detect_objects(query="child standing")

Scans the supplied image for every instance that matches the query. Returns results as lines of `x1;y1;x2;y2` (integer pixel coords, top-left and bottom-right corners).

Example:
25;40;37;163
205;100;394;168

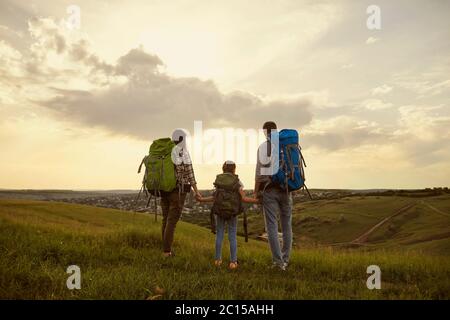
196;161;259;270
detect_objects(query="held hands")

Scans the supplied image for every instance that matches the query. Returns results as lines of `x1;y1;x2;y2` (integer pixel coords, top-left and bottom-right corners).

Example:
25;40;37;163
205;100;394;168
195;192;214;203
253;196;262;204
194;191;261;204
253;191;262;204
194;192;203;202
242;192;261;204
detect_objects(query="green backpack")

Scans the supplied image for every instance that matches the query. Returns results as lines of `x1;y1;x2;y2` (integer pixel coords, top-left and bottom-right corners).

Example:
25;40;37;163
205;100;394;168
139;138;177;195
211;173;243;220
210;173;249;242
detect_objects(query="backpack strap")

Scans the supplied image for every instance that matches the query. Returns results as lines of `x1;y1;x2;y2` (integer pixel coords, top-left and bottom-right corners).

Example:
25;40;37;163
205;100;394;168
297;145;306;182
286;145;295;180
232;176;242;192
137;155;148;174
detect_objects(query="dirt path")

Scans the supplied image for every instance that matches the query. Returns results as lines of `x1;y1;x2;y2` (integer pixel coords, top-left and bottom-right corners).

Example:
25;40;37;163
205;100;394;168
421;201;450;218
351;202;416;244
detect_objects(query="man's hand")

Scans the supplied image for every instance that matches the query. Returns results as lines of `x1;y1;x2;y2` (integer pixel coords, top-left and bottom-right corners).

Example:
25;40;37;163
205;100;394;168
254;190;263;201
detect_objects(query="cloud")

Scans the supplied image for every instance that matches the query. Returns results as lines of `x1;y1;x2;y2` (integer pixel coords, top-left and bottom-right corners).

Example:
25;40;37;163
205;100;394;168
393;105;450;165
397;78;450;97
40;70;313;139
361;99;394;110
1;15;449;172
2;17;312;139
303;104;450;167
371;84;393;96
392;65;450;99
0;24;24;46
365;37;379;45
116;47;163;77
303;116;391;151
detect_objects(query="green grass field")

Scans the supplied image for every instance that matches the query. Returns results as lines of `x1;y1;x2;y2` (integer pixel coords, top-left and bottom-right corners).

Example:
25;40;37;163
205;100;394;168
0;199;449;299
244;195;450;254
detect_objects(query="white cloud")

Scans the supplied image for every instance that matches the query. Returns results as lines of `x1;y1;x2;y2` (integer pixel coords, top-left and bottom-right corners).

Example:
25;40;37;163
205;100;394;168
361;99;393;110
392;65;450;98
393;105;450;165
371;84;393;96
365;36;379;45
1;17;313;140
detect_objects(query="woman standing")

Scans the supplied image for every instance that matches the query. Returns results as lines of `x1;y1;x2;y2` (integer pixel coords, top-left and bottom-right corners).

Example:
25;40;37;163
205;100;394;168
160;129;201;257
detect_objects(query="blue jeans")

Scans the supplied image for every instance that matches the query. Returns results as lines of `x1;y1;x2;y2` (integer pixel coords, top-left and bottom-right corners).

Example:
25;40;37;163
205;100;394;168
215;216;238;262
262;188;293;266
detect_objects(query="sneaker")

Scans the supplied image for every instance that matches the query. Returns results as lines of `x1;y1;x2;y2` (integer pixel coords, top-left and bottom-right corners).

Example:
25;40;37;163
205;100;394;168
163;251;174;258
214;260;222;267
270;263;286;271
228;262;239;270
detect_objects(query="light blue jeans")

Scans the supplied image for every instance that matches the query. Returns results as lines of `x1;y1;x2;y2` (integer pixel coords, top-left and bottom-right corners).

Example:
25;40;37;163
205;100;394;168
263;188;293;266
215;216;238;262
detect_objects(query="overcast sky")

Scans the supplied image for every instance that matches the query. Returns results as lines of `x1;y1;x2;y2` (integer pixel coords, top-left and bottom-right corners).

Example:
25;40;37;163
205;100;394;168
0;0;449;189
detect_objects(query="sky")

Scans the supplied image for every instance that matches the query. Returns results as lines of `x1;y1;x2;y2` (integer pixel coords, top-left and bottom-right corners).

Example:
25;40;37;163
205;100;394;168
0;0;449;190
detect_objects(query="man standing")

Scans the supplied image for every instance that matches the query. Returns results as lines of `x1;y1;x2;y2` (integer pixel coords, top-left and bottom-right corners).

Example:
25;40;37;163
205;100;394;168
254;121;293;270
160;129;201;257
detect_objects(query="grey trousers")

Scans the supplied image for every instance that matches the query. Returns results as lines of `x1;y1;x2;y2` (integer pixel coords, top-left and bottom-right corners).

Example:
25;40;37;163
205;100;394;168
262;188;293;266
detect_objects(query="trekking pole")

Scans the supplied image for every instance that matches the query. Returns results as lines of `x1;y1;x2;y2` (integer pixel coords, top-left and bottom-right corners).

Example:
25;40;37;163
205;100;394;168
304;184;313;200
133;184;144;214
243;209;248;243
134;157;147;215
146;194;152;208
210;211;216;234
154;193;158;222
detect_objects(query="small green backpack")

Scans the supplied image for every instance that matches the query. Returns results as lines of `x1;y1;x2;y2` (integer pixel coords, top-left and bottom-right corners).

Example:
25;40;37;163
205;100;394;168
210;173;249;242
211;173;242;220
141;138;177;195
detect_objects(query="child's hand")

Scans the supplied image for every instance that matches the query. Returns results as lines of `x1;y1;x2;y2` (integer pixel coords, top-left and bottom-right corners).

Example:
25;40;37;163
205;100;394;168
243;196;260;204
195;192;203;201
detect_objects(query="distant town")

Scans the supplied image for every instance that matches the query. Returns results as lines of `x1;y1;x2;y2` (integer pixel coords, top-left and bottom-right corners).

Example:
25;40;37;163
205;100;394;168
0;188;448;230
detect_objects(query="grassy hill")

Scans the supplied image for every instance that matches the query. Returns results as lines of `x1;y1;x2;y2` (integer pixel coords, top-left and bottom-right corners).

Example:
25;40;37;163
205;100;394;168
221;194;450;255
0;199;449;299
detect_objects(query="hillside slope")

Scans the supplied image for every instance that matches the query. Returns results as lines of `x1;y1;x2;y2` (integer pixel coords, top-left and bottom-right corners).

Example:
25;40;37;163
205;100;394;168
0;199;449;299
243;195;450;254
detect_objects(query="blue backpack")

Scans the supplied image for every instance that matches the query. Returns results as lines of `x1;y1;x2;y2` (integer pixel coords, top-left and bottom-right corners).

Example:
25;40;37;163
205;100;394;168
271;129;310;196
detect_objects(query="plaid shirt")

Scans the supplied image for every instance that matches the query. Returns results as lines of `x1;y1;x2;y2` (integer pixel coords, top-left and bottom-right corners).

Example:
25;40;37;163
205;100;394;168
173;146;197;188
